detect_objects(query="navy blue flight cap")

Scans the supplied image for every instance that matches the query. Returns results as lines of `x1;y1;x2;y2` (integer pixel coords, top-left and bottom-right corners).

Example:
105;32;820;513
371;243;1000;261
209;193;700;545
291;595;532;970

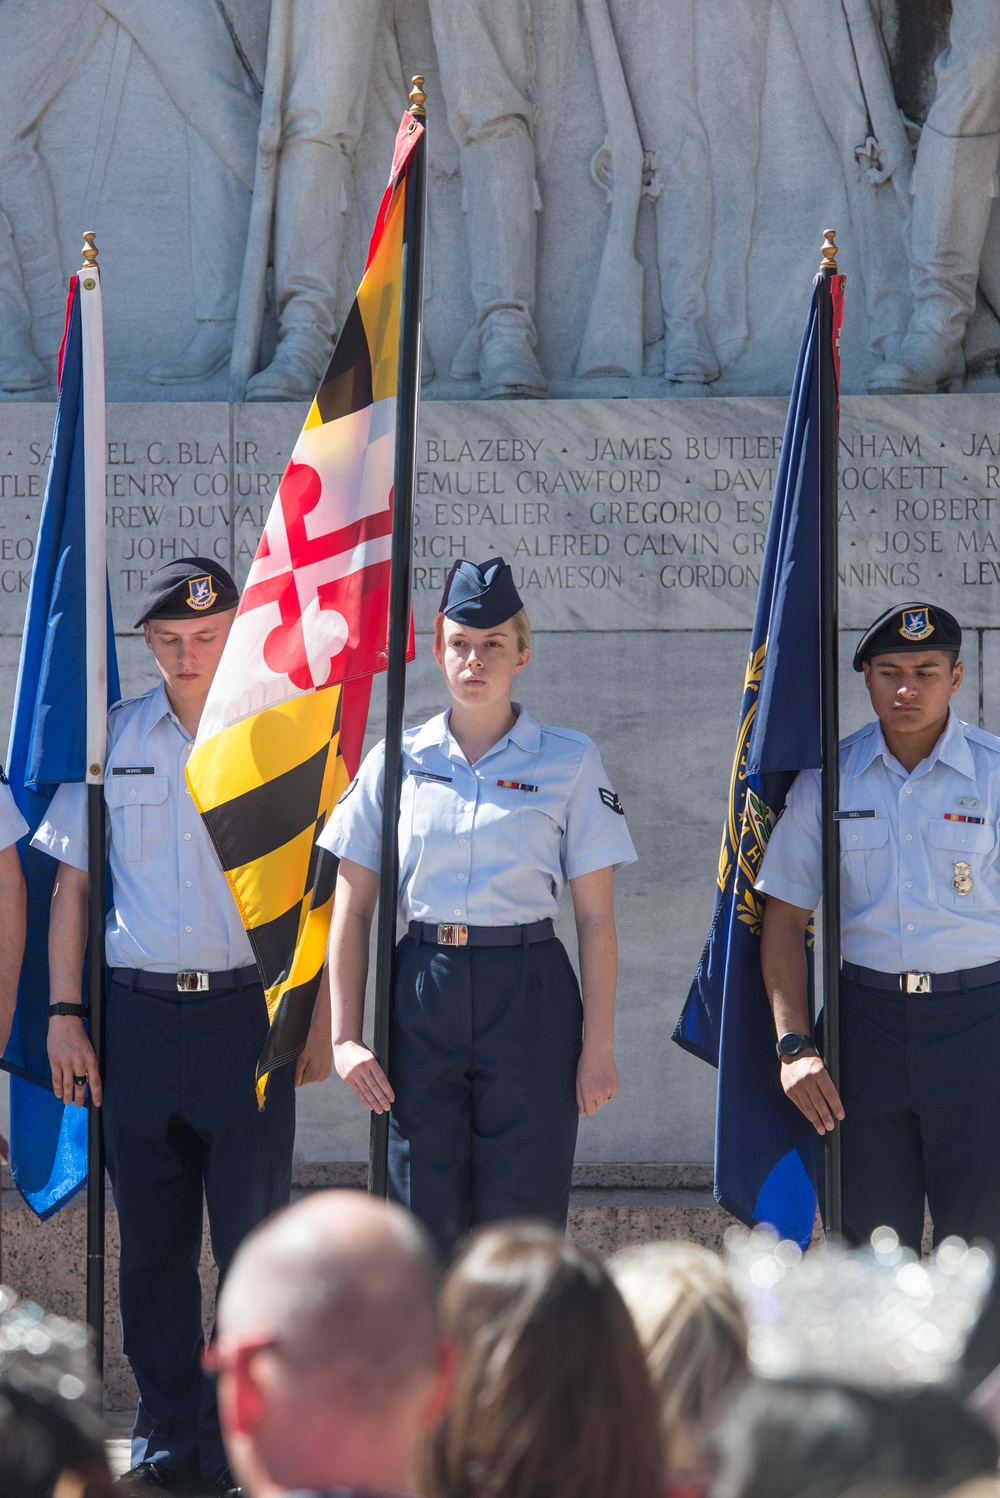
132;557;240;628
439;556;523;628
853;602;962;671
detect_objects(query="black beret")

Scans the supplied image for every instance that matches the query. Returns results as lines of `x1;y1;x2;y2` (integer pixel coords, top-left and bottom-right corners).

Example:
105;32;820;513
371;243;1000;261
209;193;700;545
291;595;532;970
132;557;240;628
853;602;962;672
439;557;523;629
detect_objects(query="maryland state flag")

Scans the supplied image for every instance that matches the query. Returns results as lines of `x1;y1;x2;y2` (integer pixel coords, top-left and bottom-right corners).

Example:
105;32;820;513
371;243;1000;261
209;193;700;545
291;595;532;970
188;113;423;1102
672;272;845;1247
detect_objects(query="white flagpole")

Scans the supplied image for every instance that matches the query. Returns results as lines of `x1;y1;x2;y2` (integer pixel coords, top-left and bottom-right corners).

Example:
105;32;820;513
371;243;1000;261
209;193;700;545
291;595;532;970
77;231;108;1377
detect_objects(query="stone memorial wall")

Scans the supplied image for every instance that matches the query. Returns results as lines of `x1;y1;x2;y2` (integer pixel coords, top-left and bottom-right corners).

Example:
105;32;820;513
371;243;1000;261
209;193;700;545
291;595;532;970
3;0;1000;1167
0;393;999;1166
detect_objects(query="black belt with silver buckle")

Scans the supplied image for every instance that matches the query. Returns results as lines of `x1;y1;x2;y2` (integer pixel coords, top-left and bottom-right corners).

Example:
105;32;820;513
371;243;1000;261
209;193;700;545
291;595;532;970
407;919;555;948
111;967;260;994
841;959;1000;996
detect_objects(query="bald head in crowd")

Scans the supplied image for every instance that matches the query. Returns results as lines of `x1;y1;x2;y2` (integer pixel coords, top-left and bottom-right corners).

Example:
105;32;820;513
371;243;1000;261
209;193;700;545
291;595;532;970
211;1191;456;1498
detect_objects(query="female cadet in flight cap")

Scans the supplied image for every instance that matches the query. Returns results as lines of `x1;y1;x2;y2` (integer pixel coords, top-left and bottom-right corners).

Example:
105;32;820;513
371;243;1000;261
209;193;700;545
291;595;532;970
317;557;637;1252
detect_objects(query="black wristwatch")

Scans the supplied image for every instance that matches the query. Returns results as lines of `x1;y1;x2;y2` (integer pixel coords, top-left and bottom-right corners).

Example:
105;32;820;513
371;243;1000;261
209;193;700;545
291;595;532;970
48;1003;90;1020
776;1031;815;1059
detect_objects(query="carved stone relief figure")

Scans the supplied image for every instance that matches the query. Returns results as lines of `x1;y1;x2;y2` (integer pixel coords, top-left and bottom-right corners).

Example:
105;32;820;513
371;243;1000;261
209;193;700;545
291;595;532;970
695;0;910;381
609;0;717;384
0;0;261;392
231;0;389;402
873;3;1000;393
426;0;582;399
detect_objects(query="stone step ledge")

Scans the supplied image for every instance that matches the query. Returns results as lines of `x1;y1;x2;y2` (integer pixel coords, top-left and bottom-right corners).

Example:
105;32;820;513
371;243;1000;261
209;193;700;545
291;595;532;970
0;1163;729;1410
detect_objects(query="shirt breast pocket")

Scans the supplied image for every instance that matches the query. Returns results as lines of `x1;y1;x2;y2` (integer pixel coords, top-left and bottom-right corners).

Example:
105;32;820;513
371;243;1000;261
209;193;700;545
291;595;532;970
927;820;996;907
105;775;169;862
839;818;889;911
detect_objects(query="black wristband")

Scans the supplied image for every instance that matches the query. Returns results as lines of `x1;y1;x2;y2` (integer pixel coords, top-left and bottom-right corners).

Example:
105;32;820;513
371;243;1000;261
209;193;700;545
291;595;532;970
48;1003;90;1020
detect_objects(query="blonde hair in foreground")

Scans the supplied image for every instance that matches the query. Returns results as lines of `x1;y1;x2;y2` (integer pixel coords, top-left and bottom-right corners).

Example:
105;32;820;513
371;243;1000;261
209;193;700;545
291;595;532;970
433;608;531;654
609;1241;749;1482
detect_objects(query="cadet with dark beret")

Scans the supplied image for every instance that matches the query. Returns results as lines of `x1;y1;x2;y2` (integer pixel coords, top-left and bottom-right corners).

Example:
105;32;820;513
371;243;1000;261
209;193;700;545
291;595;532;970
756;601;1000;1250
35;559;325;1497
319;557;637;1253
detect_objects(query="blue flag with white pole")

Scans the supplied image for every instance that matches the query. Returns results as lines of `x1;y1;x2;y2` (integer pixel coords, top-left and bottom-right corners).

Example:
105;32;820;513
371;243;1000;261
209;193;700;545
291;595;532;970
1;273;119;1218
672;274;844;1247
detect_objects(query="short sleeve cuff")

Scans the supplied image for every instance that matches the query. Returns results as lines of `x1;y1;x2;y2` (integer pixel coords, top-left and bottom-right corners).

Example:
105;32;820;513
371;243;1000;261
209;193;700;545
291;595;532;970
754;870;820;912
319;829;381;874
31;821;88;873
565;843;638;880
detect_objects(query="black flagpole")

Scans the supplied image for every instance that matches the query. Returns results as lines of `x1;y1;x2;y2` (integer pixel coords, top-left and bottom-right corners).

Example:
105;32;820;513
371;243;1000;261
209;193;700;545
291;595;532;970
368;80;428;1198
818;231;843;1238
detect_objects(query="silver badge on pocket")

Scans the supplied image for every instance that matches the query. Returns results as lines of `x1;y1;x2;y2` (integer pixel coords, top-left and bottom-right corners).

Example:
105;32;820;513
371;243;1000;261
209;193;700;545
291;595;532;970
953;861;973;896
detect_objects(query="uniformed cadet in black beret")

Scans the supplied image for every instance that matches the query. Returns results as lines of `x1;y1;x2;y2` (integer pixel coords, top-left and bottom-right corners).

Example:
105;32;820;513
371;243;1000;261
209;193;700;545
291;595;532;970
318;557;637;1253
34;558;320;1496
755;600;1000;1260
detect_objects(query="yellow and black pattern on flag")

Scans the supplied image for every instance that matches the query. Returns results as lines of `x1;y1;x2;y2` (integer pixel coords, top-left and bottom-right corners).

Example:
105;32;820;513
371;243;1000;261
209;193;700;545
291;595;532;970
189;677;372;1104
187;114;422;1104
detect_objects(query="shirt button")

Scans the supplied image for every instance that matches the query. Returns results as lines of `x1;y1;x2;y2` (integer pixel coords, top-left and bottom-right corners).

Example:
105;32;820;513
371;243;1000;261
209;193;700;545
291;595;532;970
906;881;913;889
905;786;913;795
185;925;192;933
184;833;192;841
457;873;465;882
129;789;136;798
187;743;194;752
961;835;967;844
851;833;858;842
454;908;461;916
185;880;192;889
907;923;915;931
905;834;913;842
458;837;466;846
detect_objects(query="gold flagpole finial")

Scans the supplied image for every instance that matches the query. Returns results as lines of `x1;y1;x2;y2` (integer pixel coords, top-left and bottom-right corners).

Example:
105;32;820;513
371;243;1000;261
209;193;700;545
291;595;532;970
819;228;838;273
409;76;427;118
80;231;100;289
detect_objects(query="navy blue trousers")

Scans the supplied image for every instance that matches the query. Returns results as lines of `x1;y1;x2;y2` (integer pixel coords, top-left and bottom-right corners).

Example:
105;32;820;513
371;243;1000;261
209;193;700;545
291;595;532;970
837;973;1000;1251
387;935;583;1255
103;977;295;1477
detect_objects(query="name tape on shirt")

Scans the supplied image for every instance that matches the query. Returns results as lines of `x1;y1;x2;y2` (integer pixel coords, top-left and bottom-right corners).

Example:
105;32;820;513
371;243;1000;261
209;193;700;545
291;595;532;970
411;769;453;784
111;766;155;775
833;809;876;820
599;786;625;815
497;779;538;793
944;812;986;825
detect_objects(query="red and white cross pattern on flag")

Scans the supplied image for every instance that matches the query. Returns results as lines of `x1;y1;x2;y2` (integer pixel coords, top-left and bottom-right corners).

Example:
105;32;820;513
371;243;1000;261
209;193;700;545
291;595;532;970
201;399;396;735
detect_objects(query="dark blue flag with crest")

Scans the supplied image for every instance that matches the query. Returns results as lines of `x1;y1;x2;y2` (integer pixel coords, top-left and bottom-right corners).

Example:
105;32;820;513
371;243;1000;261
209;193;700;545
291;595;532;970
1;275;120;1218
672;275;844;1247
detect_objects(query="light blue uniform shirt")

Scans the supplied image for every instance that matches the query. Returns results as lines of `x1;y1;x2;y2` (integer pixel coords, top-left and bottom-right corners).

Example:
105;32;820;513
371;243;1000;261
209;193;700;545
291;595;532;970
0;780;28;851
318;704;637;926
756;709;1000;973
32;683;255;973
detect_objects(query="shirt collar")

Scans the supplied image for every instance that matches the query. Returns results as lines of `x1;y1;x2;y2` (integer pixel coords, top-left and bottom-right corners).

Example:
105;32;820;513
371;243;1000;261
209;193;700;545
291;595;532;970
140;682;188;740
857;708;975;781
409;703;541;762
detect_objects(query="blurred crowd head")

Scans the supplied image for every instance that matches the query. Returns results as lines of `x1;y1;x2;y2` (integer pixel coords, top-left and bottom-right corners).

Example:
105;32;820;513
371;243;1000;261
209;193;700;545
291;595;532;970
0;1286;110;1498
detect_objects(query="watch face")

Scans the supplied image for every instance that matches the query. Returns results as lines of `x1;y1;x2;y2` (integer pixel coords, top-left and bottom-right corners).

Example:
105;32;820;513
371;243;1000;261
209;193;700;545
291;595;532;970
777;1032;808;1057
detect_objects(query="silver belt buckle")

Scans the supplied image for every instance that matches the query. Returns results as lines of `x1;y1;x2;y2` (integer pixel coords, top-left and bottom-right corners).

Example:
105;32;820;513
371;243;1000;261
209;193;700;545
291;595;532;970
176;971;209;992
436;924;468;947
901;972;932;994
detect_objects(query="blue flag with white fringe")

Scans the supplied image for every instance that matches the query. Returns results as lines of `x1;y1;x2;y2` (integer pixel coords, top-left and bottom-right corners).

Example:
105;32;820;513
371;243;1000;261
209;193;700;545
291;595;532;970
1;276;119;1218
673;275;843;1247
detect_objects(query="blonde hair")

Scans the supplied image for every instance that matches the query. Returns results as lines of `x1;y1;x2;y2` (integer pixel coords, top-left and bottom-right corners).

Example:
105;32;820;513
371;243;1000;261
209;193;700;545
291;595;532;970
608;1242;748;1482
434;608;531;654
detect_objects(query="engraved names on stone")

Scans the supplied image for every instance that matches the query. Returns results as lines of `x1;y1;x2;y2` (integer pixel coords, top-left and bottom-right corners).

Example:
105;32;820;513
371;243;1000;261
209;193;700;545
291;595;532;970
2;396;1000;635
